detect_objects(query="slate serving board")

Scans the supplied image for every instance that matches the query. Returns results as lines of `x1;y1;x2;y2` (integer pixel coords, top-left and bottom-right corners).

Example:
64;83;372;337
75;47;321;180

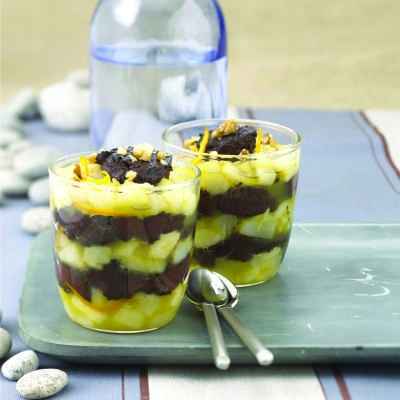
19;224;400;364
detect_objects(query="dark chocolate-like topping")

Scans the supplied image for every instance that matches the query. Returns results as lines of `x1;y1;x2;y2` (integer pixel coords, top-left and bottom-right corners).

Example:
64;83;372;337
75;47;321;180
204;125;257;155
56;256;190;301
194;234;288;267
198;176;298;217
96;147;172;185
54;207;189;245
129;159;171;185
198;185;274;217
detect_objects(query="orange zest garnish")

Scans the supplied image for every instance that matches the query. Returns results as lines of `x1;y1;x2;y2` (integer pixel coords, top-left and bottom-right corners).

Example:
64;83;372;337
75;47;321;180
198;127;210;153
79;156;90;179
194;127;210;164
255;128;263;153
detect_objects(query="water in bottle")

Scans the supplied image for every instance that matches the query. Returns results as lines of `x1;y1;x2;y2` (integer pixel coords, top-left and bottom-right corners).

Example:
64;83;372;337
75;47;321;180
90;0;227;148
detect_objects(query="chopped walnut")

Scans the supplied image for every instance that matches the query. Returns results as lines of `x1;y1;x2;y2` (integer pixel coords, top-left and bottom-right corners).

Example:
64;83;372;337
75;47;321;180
184;137;198;150
87;153;98;163
125;170;137;182
117;147;127;155
88;163;103;178
133;143;154;161
157;151;166;160
73;164;82;180
209;151;219;159
263;133;279;149
211;120;238;138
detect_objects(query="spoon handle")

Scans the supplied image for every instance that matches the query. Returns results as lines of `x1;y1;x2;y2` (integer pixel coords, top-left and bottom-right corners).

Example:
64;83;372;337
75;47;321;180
202;303;231;370
218;307;274;366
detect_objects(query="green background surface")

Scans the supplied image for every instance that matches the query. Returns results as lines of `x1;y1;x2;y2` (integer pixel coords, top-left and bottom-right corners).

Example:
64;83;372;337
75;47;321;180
20;225;400;364
2;0;399;108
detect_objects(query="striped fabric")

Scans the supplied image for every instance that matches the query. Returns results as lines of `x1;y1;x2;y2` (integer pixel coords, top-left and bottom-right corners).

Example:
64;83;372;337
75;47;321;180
0;108;399;399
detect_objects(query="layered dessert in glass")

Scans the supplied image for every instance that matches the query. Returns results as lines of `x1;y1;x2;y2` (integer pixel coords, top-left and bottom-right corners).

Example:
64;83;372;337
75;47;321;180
163;119;301;286
49;145;199;332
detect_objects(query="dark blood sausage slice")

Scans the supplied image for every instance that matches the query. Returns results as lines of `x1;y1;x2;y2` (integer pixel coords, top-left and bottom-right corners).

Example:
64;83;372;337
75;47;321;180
199;174;299;217
54;207;186;245
199;185;275;217
288;173;299;197
205;125;257;155
216;185;275;217
198;191;219;215
56;256;190;301
96;149;172;185
194;234;288;267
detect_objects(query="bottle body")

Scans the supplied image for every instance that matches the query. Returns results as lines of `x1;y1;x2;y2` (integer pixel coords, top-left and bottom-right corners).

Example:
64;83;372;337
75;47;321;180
90;0;227;148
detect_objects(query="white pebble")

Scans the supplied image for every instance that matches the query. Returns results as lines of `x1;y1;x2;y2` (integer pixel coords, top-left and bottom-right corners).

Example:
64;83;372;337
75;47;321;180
0;170;30;196
5;88;39;120
158;73;212;124
0;128;23;148
0;111;24;131
1;350;39;381
39;81;90;131
28;177;49;205
16;369;68;400
104;109;167;148
66;69;90;88
0;327;12;358
14;145;62;180
7;139;33;155
0;149;13;169
21;207;52;234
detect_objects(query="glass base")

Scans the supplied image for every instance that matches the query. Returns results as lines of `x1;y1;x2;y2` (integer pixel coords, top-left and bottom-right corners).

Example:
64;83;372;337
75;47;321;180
235;279;271;288
69;318;165;334
59;284;186;334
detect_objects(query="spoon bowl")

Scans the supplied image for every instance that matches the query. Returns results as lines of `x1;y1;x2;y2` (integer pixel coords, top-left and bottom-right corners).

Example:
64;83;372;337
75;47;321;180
187;269;229;307
187;269;274;366
214;272;239;308
186;268;231;370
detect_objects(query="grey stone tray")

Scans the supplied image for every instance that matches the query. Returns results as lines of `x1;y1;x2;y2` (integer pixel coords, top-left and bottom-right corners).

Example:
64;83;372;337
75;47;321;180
19;224;400;364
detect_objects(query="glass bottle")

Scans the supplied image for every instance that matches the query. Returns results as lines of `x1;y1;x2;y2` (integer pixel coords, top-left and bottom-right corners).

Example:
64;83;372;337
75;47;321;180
90;0;227;148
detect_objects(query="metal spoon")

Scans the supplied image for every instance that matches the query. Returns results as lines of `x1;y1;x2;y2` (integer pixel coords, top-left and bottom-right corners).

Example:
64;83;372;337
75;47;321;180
186;269;231;370
214;272;274;366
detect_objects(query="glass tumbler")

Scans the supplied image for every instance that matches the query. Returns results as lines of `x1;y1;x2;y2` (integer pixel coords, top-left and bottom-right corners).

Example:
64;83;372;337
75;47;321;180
49;154;200;332
163;119;301;286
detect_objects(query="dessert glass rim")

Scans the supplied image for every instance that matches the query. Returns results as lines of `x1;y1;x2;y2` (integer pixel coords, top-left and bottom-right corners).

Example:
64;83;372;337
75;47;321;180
48;151;201;192
162;118;302;160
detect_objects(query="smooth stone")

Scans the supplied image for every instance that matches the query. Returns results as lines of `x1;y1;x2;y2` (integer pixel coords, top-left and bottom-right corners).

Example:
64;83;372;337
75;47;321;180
16;369;68;400
0;328;12;358
104;109;167;148
14;145;62;180
28;177;49;205
0;170;30;196
157;72;212;124
66;69;90;89
39;81;90;131
0;149;13;169
7;139;33;155
1;350;39;381
0;128;23;148
0;111;25;131
21;207;52;234
5;88;39;121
